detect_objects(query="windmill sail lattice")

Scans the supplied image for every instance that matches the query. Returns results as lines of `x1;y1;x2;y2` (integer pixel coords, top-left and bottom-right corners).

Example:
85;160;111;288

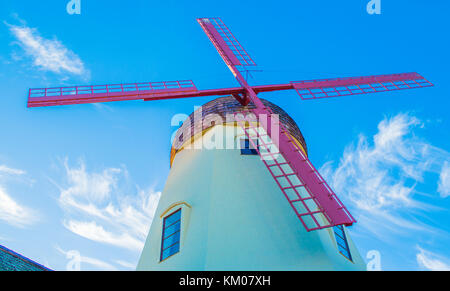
198;17;357;229
28;80;197;107
197;17;256;67
27;17;434;232
235;110;355;230
291;72;433;100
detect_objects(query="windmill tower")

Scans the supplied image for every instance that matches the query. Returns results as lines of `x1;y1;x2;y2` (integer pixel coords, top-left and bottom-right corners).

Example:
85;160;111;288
136;96;365;270
27;17;433;270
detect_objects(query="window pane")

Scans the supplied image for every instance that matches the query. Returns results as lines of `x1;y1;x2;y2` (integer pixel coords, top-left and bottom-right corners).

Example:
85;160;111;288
162;231;180;250
164;210;181;226
241;149;251;155
334;226;345;237
241;138;258;155
164;221;181;238
337;241;347;252
161;242;180;261
339;248;351;260
240;138;250;149
335;235;346;247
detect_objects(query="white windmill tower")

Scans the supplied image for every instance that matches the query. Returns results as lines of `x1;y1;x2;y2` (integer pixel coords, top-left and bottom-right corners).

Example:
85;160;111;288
136;96;366;270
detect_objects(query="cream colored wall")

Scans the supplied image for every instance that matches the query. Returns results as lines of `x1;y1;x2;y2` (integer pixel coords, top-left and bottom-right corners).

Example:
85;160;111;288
137;125;366;270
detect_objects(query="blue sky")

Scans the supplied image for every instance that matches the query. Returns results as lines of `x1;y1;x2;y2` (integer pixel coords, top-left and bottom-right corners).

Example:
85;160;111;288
0;0;449;270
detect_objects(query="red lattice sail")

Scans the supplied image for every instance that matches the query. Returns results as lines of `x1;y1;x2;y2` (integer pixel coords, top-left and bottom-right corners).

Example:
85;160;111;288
28;80;197;107
235;107;356;231
197;17;256;67
291;72;433;100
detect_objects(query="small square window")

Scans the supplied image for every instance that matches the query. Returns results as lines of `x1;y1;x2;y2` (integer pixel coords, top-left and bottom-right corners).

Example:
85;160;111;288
240;138;258;155
160;209;181;261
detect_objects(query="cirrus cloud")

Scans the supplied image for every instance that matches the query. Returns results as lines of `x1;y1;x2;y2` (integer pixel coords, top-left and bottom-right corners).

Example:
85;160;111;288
63;220;144;251
5;19;89;78
53;158;161;252
437;161;450;198
0;164;38;227
320;113;450;236
416;246;450;271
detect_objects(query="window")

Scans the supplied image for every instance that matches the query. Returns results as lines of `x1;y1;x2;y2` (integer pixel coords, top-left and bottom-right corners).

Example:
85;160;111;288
240;138;258;155
333;225;352;261
160;209;181;261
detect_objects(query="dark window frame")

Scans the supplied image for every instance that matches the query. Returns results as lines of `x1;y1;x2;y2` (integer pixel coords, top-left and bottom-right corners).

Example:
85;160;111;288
160;209;182;262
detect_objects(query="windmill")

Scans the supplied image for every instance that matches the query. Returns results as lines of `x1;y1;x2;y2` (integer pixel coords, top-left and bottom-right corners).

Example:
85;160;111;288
28;18;433;270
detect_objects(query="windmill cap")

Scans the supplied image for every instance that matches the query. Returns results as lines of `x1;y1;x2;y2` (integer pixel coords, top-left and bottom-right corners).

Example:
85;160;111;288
170;96;307;165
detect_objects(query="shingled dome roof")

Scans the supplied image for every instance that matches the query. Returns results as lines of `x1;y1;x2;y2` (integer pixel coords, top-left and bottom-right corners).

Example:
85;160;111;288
170;96;307;164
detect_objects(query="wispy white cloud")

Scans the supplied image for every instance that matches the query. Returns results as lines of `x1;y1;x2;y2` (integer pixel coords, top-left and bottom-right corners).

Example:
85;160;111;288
438;161;450;198
5;18;89;78
321;113;450;237
115;259;136;270
0;164;38;227
0;186;37;227
79;255;117;271
54;158;161;252
0;165;26;176
416;246;450;271
63;220;143;251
